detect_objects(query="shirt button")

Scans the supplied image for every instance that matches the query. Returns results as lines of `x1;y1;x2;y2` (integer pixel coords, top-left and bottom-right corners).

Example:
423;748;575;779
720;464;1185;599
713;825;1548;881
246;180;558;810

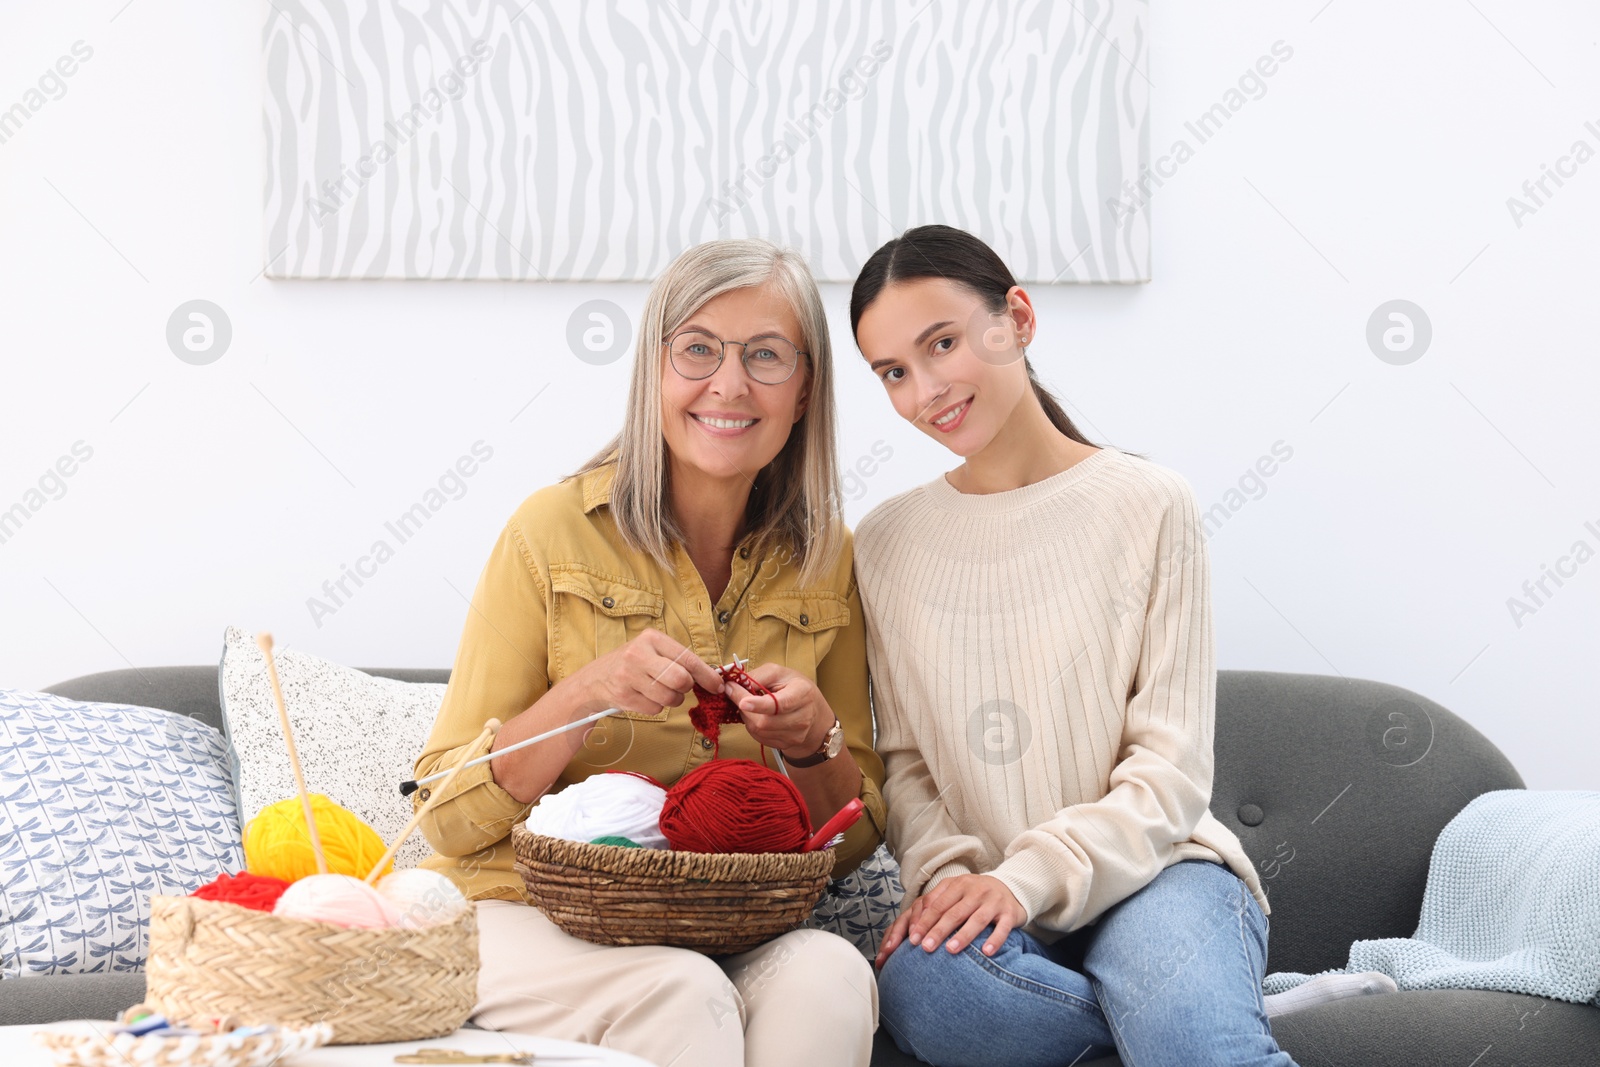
418;788;431;802
739;547;751;559
798;613;809;626
700;737;713;750
718;610;730;625
601;596;615;609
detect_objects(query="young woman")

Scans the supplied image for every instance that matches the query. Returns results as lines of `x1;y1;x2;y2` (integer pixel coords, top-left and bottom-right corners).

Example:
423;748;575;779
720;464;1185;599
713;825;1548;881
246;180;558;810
849;226;1389;1066
411;238;886;1067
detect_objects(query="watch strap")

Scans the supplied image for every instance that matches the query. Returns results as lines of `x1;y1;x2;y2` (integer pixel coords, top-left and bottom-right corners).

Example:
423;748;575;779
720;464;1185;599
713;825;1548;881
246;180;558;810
784;720;841;768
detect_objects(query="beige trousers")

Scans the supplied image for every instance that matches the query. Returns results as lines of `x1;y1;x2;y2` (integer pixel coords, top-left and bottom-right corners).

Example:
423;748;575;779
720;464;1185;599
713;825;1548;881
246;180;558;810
471;900;878;1067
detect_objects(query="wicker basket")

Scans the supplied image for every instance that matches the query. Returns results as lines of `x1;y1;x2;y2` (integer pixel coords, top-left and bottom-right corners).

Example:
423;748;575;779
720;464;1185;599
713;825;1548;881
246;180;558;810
513;827;833;955
33;1021;332;1067
142;895;477;1045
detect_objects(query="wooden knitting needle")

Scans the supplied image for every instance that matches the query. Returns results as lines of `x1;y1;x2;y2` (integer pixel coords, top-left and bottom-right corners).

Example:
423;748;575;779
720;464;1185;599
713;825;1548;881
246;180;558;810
398;661;744;796
257;632;327;876
366;718;501;884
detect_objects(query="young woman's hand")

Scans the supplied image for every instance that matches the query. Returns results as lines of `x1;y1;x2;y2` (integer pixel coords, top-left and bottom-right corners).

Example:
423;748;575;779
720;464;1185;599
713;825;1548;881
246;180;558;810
875;874;1026;968
723;662;834;760
572;629;725;718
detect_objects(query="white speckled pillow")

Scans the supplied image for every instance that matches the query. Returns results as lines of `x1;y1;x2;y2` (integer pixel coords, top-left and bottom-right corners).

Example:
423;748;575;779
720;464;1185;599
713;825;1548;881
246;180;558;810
217;626;444;872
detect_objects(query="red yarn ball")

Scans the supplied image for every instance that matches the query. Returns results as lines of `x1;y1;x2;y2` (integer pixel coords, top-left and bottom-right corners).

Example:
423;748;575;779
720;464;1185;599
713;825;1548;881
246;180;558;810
659;759;812;854
190;870;291;911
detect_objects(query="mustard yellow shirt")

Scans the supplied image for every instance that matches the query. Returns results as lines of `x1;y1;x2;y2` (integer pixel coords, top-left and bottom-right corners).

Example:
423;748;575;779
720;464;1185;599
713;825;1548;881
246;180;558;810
410;461;887;902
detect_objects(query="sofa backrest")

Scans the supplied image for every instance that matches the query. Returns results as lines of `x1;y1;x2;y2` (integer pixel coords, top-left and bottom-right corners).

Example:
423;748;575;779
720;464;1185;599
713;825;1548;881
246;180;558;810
42;666;1524;976
43;665;449;739
1210;670;1523;973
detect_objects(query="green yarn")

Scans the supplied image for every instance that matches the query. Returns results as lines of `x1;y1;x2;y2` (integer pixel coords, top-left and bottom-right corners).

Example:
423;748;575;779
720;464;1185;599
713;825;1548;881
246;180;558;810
590;835;643;848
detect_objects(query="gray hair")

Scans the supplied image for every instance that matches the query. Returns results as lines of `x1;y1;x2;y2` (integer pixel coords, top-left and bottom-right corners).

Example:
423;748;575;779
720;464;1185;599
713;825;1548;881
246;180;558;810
572;238;844;588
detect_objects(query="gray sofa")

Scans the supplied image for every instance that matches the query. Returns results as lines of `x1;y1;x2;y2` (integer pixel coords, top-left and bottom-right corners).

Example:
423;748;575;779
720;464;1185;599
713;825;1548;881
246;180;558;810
7;667;1598;1066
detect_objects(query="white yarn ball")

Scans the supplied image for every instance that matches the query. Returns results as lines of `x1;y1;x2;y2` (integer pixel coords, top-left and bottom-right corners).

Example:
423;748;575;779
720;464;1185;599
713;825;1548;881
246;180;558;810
523;771;670;849
376;869;469;929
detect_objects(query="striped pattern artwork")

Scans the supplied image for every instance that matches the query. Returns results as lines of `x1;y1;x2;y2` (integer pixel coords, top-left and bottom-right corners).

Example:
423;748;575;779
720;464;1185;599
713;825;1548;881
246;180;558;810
263;0;1149;283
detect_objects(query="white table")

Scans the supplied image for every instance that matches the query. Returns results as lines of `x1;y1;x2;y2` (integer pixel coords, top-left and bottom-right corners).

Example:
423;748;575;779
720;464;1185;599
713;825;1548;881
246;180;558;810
2;1022;654;1066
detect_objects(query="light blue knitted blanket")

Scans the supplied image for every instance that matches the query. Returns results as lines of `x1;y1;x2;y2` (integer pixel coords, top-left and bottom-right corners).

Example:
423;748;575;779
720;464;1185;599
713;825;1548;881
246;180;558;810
1262;789;1600;1006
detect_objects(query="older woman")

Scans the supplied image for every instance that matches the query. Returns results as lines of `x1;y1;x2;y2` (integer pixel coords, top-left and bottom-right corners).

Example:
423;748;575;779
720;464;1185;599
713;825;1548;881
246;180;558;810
410;238;885;1067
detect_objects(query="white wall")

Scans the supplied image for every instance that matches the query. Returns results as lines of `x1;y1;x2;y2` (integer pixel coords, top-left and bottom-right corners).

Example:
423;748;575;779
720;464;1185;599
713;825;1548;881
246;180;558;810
2;1;1595;790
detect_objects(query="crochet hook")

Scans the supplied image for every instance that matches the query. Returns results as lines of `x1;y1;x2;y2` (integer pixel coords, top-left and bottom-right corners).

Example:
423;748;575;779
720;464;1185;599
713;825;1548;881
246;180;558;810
400;661;741;796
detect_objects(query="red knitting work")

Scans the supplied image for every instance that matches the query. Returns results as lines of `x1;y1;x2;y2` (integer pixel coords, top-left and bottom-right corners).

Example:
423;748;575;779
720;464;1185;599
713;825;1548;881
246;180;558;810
690;662;777;759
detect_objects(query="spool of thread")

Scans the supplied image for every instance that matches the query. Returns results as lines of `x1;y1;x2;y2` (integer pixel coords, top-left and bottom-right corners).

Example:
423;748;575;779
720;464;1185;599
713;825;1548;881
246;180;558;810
244;794;392;884
273;873;399;929
376;869;469;929
523;771;670;849
659;759;811;854
189;871;291;912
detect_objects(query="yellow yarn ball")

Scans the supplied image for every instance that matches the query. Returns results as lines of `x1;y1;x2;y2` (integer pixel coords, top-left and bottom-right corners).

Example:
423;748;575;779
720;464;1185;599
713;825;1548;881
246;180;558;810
244;794;392;883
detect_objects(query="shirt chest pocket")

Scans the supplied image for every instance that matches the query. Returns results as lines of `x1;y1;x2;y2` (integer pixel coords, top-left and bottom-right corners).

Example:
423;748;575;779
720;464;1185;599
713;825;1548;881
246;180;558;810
745;591;851;679
549;565;668;720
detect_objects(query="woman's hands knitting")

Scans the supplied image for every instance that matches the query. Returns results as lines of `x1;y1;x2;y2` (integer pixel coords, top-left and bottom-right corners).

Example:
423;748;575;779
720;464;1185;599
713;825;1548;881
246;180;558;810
722;662;834;761
574;629;727;719
875;874;1027;968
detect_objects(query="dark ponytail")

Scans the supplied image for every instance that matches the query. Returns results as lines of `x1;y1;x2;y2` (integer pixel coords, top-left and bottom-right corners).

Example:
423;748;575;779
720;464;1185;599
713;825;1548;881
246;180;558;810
850;224;1131;454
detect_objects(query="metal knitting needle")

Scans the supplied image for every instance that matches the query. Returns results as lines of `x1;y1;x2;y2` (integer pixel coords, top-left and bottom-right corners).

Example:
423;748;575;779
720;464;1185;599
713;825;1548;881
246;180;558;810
399;661;742;796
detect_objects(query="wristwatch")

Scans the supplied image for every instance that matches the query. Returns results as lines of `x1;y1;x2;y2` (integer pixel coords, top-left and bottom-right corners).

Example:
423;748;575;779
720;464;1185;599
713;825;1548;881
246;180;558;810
785;718;845;767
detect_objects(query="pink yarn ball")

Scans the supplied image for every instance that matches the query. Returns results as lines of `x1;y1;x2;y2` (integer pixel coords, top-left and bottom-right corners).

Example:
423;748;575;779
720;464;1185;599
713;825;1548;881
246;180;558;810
272;873;399;930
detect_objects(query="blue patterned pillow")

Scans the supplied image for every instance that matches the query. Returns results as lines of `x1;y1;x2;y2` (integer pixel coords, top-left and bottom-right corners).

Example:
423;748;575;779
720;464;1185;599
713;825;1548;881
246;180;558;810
0;690;243;978
807;843;905;958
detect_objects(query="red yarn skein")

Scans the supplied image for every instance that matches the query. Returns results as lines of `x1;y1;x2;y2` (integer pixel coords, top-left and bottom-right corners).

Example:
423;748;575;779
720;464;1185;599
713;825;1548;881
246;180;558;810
190;870;291;911
659;759;812;854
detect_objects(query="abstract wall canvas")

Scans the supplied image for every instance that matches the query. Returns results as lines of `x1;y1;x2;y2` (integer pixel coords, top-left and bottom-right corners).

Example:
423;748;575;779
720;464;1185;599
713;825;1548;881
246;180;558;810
262;0;1150;283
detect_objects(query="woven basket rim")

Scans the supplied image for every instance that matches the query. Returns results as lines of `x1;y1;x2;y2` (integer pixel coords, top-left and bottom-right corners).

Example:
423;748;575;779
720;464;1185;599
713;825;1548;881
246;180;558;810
512;826;834;882
150;893;475;939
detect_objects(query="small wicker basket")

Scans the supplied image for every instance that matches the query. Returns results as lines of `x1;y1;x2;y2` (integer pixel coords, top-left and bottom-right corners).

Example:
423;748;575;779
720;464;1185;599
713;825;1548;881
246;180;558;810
513;827;833;955
33;1021;332;1067
142;895;477;1045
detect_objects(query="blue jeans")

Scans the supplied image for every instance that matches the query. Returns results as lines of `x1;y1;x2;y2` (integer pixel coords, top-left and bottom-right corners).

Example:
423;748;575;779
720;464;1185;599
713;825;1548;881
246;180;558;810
877;859;1297;1067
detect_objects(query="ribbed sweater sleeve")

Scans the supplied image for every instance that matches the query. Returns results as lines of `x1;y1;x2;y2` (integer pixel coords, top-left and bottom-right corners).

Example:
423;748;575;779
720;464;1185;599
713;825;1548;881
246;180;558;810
872;665;988;900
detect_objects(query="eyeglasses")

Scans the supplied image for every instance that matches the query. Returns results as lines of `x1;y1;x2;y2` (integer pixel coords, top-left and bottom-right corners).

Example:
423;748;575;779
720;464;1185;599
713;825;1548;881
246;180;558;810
665;329;806;386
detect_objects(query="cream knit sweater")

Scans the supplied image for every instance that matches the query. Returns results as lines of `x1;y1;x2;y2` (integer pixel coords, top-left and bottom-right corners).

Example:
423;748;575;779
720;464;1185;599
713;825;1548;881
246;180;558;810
854;446;1270;941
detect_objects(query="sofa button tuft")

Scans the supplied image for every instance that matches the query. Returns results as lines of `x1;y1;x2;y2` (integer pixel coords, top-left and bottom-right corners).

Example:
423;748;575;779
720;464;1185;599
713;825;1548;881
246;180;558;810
1238;803;1264;826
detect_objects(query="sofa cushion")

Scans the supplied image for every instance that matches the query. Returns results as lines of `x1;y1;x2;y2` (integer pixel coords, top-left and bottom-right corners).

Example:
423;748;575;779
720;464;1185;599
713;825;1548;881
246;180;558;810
0;972;146;1026
1269;987;1600;1066
807;843;905;959
218;626;446;872
0;689;243;978
870;989;1600;1067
